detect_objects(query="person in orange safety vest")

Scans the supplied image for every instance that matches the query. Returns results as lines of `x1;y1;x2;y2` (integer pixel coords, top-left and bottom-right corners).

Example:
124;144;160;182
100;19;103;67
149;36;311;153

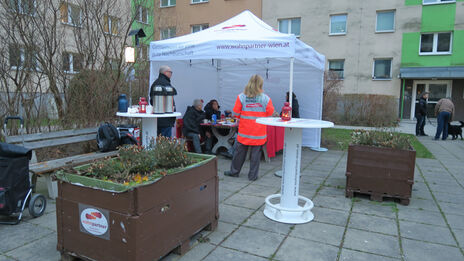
224;74;274;181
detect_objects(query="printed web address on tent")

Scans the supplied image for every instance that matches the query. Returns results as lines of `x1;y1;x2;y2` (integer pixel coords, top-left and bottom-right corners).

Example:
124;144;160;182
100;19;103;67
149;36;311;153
217;42;290;50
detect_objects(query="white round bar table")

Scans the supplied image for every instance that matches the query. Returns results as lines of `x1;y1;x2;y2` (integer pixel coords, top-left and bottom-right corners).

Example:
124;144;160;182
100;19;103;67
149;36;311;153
257;117;334;224
116;112;181;147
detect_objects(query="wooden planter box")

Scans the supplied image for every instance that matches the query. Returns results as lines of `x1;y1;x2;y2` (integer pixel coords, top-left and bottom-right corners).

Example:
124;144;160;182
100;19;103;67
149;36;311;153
55;154;218;261
345;145;416;205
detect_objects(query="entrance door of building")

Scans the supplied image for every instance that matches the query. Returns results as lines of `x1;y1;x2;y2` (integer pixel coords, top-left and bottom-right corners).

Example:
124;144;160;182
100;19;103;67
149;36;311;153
410;80;452;120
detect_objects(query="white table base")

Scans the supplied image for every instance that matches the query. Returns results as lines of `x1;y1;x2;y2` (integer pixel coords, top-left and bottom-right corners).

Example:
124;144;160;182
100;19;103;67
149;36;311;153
310;147;328;152
141;117;157;147
264;194;314;224
263;127;314;224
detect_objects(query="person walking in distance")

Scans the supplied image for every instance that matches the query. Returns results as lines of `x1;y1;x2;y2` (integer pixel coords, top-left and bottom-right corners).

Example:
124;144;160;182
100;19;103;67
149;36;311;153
434;97;455;140
224;75;274;181
415;91;429;136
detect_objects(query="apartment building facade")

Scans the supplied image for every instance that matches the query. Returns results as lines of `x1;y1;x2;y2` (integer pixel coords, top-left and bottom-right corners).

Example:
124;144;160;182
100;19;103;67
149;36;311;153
153;0;261;40
400;0;464;120
263;0;464;120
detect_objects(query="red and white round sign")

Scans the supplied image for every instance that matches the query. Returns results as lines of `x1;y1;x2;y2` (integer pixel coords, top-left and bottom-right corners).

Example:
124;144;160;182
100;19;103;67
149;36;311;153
80;208;108;236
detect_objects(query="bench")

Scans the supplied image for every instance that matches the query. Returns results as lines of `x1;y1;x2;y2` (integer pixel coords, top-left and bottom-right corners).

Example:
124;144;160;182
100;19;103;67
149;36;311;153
5;127;119;199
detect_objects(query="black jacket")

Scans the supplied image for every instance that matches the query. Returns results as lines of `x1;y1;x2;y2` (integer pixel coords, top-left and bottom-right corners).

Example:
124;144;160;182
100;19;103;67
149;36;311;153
283;96;300;118
416;97;427;116
204;101;221;120
182;106;206;136
291;97;300;118
150;73;177;128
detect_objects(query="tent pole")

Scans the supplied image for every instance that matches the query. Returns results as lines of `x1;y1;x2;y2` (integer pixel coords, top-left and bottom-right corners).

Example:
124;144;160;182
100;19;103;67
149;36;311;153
289;57;294;108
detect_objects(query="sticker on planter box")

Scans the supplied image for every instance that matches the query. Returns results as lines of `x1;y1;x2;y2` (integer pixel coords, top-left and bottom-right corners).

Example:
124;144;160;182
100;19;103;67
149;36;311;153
79;204;110;240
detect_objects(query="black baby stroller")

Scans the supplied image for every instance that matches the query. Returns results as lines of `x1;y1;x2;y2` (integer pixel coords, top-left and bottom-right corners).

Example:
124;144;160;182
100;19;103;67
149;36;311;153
0;117;46;225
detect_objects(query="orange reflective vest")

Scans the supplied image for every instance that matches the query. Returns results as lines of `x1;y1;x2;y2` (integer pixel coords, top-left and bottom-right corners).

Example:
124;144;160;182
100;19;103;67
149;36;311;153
233;93;274;146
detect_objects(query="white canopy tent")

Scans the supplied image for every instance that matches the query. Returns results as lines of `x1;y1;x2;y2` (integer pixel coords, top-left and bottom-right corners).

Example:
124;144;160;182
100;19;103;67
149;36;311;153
149;10;325;147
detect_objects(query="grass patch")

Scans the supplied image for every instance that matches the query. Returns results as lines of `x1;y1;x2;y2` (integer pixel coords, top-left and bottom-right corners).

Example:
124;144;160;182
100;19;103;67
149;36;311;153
407;134;435;159
321;128;434;159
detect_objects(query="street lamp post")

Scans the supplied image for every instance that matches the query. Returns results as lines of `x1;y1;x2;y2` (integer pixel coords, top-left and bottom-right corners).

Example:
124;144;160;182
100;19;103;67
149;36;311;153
124;46;135;106
124;29;146;106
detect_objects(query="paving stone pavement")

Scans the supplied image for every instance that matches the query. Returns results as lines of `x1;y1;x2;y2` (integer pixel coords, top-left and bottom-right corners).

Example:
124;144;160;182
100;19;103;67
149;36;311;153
1;138;464;261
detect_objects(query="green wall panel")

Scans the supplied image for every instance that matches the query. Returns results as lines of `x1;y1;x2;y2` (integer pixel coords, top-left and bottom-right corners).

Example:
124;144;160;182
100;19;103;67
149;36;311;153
451;30;464;66
402;30;464;67
405;0;422;6
421;4;456;32
402;32;421;67
130;0;154;66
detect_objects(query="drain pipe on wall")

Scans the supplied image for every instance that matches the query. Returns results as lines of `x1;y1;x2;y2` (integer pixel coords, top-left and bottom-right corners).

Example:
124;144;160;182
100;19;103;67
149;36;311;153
400;79;405;119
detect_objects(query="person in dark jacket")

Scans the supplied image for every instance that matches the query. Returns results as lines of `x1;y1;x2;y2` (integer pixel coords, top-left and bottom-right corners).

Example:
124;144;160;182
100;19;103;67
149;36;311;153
285;91;300;118
415;92;429;136
149;65;177;137
182;99;212;154
204;99;221;121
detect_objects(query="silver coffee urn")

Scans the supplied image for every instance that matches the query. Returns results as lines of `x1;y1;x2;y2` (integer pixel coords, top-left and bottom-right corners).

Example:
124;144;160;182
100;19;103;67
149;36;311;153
151;85;166;113
164;86;177;113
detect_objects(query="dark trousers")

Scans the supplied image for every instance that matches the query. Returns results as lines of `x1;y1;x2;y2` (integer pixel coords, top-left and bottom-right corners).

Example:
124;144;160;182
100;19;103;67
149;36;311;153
435;111;451;140
416;115;426;135
229;142;262;181
157;127;172;138
186;132;212;154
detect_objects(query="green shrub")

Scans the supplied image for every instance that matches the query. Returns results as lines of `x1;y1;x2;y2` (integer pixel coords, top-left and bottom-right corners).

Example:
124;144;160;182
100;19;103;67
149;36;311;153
337;94;399;127
152;136;193;169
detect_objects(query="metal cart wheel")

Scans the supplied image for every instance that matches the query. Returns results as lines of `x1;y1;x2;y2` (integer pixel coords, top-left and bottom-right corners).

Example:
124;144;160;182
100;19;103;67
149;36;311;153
28;194;47;218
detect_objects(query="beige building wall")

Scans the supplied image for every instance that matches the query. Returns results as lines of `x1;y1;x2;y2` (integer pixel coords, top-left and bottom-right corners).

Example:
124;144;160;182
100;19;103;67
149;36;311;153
262;0;421;99
153;0;262;40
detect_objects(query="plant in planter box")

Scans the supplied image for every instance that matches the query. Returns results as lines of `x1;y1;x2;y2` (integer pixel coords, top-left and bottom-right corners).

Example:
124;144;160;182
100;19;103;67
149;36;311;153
346;129;416;205
55;137;219;261
63;136;195;187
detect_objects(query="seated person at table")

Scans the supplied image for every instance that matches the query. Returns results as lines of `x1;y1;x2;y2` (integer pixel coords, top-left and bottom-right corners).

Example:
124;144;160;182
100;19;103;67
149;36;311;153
182;99;212;154
204;99;221;121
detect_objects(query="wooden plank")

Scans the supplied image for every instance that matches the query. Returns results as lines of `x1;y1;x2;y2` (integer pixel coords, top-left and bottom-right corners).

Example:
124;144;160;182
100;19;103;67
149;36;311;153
30;151;119;175
5;127;98;144
22;133;97;150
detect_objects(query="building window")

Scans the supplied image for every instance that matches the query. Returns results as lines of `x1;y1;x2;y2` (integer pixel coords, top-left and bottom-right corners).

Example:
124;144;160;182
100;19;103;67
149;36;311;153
135;5;149;24
278;18;301;37
420;32;452;55
8;0;36;15
60;2;82;27
373;59;392;80
104;15;119;35
161;27;176;39
328;60;344;79
160;0;176;7
330;14;347;35
423;0;455;5
9;44;39;70
191;24;208;33
376;10;395;32
62;52;83;73
137;44;148;60
191;0;208;3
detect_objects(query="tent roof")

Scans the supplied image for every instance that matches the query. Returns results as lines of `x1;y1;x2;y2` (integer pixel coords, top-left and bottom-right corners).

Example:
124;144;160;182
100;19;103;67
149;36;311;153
149;10;324;69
